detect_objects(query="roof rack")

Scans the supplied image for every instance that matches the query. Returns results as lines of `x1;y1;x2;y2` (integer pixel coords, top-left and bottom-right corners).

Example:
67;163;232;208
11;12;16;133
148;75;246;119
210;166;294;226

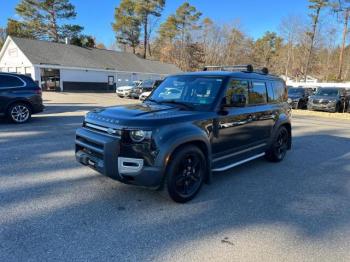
203;64;269;75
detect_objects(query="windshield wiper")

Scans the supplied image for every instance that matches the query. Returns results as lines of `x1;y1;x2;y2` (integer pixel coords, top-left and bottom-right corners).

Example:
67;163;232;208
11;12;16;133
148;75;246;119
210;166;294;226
145;98;159;103
158;100;195;110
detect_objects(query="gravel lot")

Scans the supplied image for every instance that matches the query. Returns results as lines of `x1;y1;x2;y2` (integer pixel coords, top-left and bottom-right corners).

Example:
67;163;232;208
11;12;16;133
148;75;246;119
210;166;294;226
1;92;350;262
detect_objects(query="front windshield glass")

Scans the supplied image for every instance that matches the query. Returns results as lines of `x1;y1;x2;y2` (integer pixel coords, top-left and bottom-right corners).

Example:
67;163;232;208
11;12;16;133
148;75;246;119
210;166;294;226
140;80;154;87
315;89;339;97
288;88;304;95
147;75;224;109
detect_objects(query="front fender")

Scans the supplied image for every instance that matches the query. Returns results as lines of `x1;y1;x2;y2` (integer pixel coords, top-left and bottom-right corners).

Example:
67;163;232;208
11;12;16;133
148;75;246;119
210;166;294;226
154;123;212;182
269;110;292;149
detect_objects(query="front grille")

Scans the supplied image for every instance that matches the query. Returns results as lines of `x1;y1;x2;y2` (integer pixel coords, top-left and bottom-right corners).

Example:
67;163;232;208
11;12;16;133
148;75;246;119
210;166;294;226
84;122;121;137
313;99;329;104
75;127;120;178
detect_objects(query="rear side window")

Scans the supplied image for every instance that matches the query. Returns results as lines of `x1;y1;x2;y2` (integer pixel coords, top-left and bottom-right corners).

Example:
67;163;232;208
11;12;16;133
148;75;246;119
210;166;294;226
266;82;277;103
0;75;24;88
225;79;249;106
249;82;267;105
272;81;287;102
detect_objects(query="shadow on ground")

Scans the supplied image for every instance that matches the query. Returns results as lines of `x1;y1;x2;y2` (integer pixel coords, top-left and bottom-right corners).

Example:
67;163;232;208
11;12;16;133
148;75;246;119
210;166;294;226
0;105;350;261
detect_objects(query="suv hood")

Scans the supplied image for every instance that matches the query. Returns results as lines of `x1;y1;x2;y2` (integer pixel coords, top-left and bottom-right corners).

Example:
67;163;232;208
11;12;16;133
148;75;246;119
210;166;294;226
85;103;209;128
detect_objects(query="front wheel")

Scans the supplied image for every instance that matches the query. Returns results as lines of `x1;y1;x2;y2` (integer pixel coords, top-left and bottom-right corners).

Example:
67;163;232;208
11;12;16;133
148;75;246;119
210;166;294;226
265;126;289;162
164;145;206;203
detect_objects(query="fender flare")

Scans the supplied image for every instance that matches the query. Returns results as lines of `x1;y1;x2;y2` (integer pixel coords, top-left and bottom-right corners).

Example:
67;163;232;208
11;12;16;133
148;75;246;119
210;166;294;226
156;125;212;184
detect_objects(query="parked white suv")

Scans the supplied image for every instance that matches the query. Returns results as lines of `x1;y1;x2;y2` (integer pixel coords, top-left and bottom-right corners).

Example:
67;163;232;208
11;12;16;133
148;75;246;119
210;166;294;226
116;81;141;98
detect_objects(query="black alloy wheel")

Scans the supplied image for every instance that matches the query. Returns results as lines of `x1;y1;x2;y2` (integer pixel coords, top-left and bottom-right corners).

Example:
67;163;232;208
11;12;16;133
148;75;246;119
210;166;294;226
266;126;289;162
164;145;206;203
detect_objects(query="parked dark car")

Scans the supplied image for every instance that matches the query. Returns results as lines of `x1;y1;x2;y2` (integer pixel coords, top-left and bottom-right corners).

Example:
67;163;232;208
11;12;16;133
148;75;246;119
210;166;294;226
130;79;162;99
287;87;314;109
307;87;349;113
0;73;44;123
75;65;292;203
347;89;350;112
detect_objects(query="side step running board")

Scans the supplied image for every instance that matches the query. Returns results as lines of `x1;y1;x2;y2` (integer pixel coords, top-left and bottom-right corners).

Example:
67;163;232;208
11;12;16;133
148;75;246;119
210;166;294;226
211;153;265;172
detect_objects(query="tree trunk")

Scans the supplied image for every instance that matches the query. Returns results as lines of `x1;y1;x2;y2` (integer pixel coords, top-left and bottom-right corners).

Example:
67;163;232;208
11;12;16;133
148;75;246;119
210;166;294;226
285;42;292;79
47;0;59;42
143;15;148;59
304;7;321;82
148;41;152;57
337;10;349;81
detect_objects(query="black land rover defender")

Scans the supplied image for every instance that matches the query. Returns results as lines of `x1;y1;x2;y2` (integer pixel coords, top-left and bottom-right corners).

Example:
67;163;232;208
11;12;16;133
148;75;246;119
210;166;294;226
75;65;292;203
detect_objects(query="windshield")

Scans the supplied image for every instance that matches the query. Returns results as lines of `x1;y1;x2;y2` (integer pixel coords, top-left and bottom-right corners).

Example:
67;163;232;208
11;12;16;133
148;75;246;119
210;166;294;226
140;79;155;87
315;89;339;97
147;75;224;109
288;88;304;95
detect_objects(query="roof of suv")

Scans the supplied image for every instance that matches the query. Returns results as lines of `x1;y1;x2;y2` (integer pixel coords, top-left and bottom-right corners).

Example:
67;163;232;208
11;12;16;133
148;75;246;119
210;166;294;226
174;71;283;81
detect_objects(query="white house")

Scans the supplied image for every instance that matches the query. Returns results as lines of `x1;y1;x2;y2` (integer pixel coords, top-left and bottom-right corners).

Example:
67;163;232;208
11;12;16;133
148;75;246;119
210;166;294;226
0;36;181;92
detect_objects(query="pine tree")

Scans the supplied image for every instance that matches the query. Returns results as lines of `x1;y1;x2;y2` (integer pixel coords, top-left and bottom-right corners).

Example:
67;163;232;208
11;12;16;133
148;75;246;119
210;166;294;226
134;0;165;58
112;0;141;54
70;35;96;48
158;2;201;70
13;0;83;42
174;2;202;46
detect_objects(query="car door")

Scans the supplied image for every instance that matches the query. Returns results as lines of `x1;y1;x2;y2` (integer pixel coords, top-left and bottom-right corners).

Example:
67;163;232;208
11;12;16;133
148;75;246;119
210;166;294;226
0;74;25;114
247;81;275;141
211;78;274;167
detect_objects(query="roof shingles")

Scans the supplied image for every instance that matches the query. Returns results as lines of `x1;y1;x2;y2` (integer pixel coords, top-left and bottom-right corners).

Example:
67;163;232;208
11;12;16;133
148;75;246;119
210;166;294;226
11;37;181;75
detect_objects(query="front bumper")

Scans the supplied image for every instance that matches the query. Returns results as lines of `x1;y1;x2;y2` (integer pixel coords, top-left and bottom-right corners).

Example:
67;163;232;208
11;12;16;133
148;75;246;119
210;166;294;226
308;102;336;112
75;127;163;188
117;91;131;97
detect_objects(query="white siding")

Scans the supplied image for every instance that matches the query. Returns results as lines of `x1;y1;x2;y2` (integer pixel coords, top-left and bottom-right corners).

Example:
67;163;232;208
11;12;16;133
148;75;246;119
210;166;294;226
60;69;165;88
0;39;33;77
60;68;114;83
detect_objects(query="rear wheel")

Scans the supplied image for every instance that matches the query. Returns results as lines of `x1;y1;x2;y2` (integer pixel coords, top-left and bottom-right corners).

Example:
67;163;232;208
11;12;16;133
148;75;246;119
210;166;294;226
7;103;31;123
265;126;289;162
164;145;206;203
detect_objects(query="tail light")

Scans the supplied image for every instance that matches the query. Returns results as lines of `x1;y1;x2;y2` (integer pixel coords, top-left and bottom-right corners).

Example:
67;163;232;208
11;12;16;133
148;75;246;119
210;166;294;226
34;88;42;96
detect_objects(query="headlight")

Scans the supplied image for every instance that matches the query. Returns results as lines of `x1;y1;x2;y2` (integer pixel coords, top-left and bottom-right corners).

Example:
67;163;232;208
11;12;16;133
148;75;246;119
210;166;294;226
129;130;152;142
287;98;292;103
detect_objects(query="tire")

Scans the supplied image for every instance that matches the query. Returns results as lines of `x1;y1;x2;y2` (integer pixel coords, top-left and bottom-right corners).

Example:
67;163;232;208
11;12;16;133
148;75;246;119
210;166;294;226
296;101;302;109
163;145;206;203
265;126;289;162
7;103;32;124
334;103;340;113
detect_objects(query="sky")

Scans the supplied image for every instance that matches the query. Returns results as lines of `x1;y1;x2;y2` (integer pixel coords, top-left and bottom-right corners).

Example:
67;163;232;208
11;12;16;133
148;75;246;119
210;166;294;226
0;0;312;47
